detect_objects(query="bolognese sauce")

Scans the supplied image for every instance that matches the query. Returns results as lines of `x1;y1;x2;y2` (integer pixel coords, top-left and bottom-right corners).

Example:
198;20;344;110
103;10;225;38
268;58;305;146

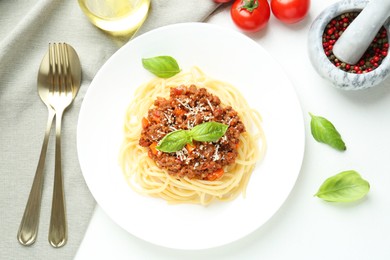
139;85;245;180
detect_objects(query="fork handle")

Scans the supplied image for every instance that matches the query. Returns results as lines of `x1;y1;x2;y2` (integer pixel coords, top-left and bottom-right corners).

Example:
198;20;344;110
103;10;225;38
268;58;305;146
17;107;55;246
49;109;67;248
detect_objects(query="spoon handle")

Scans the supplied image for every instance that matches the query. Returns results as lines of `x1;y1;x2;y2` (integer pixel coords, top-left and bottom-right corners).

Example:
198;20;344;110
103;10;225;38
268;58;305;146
17;107;55;246
48;109;67;248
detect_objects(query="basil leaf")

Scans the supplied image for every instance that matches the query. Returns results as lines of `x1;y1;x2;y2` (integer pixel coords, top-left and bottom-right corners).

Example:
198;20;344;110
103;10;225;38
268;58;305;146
156;130;191;153
190;122;228;142
310;113;346;151
155;122;229;153
315;170;370;202
142;56;181;78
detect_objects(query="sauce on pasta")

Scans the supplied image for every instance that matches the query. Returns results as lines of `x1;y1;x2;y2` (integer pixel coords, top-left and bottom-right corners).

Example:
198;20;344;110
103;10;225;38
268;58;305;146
139;85;245;180
119;67;265;205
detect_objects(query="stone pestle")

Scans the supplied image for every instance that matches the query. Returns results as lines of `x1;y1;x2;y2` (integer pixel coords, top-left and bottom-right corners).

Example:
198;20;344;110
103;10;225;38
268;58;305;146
332;0;390;65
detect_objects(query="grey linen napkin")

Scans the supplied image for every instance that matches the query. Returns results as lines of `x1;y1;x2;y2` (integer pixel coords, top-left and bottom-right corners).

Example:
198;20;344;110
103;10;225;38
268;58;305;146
0;1;219;259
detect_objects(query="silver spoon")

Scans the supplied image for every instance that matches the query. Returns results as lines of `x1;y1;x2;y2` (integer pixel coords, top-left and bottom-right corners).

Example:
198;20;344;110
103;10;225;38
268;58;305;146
17;43;81;246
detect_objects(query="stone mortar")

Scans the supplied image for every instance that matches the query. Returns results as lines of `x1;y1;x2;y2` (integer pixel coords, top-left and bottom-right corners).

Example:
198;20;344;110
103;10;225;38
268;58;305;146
308;0;390;90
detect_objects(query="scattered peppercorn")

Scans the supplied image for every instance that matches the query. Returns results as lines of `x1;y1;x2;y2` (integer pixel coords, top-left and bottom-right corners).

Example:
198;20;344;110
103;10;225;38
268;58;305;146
322;12;389;74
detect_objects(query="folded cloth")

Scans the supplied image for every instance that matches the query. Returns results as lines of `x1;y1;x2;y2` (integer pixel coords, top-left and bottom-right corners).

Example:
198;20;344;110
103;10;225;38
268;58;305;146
0;0;219;259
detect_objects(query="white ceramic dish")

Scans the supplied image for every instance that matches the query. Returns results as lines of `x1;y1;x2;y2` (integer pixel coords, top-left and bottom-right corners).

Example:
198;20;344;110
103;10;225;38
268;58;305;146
77;22;305;250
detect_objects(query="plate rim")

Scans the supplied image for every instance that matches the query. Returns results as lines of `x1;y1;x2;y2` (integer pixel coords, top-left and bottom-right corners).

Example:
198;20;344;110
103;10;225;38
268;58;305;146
77;22;306;250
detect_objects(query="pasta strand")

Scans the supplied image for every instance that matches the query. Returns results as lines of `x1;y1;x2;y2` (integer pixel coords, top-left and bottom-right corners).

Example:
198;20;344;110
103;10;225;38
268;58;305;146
119;67;266;205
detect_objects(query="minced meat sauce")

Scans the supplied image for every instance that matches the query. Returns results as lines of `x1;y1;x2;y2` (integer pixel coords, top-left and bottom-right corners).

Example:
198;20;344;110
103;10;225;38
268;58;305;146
139;85;245;180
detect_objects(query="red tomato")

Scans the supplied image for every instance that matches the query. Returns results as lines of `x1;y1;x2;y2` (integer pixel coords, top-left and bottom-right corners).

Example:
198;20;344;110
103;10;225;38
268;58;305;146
230;0;270;32
270;0;310;24
214;0;232;2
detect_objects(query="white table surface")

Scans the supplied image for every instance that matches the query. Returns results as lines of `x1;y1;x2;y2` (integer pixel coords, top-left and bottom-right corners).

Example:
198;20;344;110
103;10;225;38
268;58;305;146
75;1;390;259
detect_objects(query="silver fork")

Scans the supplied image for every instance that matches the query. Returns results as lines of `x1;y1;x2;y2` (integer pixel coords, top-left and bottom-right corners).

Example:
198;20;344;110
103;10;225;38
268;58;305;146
47;43;74;248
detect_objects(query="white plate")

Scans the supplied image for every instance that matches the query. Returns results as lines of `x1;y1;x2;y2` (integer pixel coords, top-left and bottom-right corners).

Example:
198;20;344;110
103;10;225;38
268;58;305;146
77;23;305;250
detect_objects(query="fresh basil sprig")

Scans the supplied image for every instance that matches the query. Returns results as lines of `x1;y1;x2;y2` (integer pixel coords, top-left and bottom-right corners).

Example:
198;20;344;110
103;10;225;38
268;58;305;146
309;113;346;151
155;130;191;153
315;170;370;202
142;56;181;78
156;122;228;153
190;122;229;142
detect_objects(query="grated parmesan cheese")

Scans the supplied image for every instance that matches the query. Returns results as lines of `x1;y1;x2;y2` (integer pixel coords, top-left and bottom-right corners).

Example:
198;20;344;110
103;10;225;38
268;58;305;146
206;98;214;111
212;144;221;161
193;162;200;169
169;126;178;131
176;98;207;119
163;112;174;124
175;147;189;161
203;115;214;121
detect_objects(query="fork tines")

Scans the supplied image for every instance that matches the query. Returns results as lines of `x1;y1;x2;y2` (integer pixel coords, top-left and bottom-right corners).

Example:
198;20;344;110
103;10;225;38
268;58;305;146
48;43;73;96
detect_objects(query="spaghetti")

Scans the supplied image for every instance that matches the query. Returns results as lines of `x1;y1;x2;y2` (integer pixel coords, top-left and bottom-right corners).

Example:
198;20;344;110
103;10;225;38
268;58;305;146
119;67;266;205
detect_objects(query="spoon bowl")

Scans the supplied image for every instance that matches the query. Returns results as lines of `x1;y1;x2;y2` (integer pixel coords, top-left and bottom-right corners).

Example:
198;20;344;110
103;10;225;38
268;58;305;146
38;44;81;100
